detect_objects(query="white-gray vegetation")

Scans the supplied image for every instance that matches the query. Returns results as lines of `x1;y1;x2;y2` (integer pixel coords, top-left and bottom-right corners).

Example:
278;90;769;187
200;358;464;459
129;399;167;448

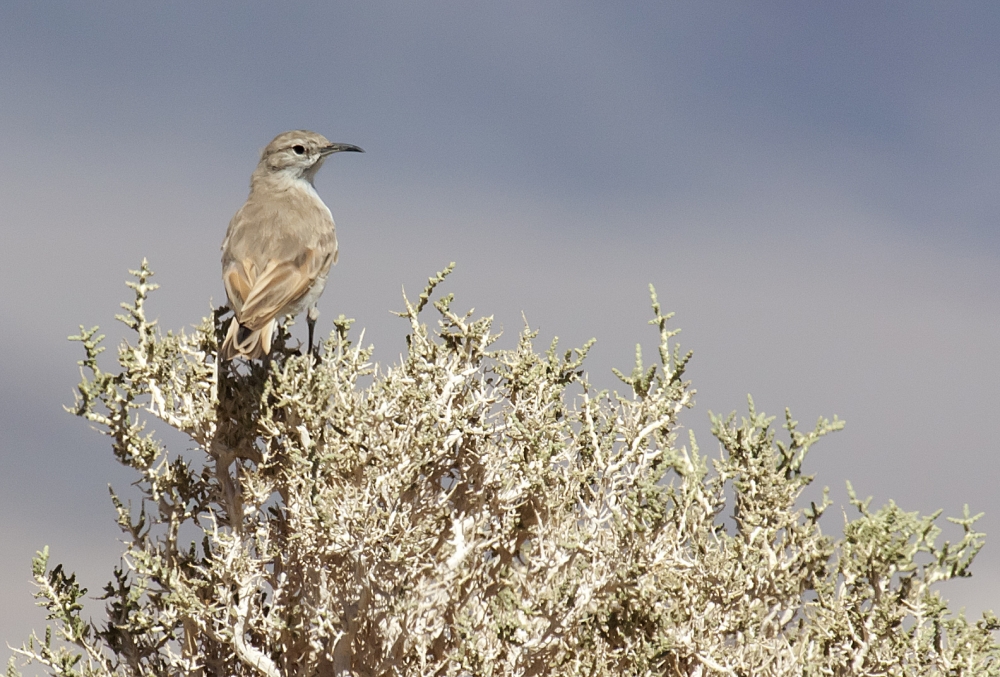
8;261;999;676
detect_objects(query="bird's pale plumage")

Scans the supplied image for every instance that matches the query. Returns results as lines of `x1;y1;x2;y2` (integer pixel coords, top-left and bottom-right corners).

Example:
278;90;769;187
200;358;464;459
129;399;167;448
220;130;362;360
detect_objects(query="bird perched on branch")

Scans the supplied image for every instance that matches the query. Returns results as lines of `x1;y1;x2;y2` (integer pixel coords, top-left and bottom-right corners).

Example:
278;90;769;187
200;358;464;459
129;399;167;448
220;130;363;360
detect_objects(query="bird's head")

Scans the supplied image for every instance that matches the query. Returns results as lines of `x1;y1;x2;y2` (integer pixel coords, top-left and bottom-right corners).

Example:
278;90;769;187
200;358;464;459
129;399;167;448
257;130;363;183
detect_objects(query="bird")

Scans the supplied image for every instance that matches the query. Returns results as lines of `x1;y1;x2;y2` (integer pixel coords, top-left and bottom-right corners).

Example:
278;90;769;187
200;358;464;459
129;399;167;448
219;130;363;361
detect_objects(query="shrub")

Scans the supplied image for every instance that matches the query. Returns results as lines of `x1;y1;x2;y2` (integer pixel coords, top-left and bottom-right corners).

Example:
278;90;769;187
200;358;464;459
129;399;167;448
9;261;999;676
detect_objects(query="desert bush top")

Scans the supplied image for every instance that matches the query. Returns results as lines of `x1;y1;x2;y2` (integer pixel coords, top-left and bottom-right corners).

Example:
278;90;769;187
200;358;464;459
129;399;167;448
10;261;999;676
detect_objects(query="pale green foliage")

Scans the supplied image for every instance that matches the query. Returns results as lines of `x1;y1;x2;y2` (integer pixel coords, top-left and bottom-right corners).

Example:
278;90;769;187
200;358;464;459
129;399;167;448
9;261;999;676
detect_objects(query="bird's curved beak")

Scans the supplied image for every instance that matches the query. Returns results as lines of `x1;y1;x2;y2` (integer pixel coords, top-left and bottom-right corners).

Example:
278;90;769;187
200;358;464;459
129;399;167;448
321;143;364;155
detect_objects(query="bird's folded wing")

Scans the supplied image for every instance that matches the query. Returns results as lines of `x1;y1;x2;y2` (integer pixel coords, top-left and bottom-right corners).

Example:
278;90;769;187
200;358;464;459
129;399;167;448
223;259;256;316
225;250;325;330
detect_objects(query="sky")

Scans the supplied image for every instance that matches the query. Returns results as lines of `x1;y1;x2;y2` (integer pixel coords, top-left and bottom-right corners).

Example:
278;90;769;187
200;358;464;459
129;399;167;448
2;1;1000;658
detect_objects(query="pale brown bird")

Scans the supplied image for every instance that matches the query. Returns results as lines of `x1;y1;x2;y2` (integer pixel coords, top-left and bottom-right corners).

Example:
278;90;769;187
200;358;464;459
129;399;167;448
220;130;363;360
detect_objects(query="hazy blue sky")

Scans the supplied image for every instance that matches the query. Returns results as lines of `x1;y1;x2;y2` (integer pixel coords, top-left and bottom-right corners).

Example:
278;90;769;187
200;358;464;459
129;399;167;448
2;2;1000;655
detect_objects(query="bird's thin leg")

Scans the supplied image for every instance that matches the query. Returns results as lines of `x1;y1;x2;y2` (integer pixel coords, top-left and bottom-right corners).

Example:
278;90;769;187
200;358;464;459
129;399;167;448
307;306;319;358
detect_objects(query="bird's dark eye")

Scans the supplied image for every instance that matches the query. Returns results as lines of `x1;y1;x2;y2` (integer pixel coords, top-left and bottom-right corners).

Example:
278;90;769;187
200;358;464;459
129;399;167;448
292;145;305;155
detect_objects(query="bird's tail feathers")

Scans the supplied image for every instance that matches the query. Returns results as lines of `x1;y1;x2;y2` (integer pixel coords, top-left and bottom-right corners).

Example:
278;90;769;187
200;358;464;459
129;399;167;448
220;317;275;361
